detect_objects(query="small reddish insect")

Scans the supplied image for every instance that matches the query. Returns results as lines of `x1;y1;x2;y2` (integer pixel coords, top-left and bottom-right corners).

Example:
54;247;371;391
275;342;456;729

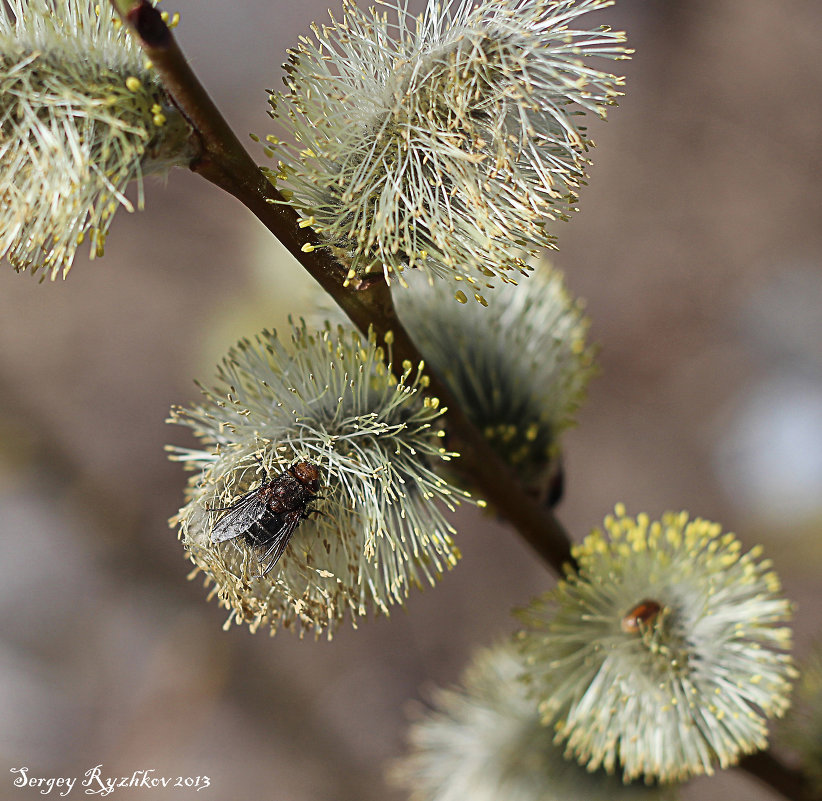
620;599;662;634
209;460;321;576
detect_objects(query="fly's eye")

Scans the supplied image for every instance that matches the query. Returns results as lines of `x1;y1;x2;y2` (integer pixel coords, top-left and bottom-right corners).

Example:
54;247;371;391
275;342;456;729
620;599;662;634
291;460;321;492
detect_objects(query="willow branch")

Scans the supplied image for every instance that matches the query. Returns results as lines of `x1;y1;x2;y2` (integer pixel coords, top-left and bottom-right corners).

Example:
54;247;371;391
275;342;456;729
111;0;575;575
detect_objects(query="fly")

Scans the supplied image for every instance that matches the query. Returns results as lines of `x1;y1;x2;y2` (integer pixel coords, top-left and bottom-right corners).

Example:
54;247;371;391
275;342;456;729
209;460;321;575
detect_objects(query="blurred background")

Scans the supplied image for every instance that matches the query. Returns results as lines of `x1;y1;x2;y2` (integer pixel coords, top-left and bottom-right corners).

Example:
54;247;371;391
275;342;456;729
1;0;821;798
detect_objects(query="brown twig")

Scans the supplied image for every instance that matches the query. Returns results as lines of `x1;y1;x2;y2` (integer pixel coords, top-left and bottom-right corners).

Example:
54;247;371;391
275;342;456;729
111;0;575;575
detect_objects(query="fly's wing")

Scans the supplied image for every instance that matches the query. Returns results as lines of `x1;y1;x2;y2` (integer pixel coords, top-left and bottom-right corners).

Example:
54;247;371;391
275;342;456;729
210;490;268;543
255;509;304;576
